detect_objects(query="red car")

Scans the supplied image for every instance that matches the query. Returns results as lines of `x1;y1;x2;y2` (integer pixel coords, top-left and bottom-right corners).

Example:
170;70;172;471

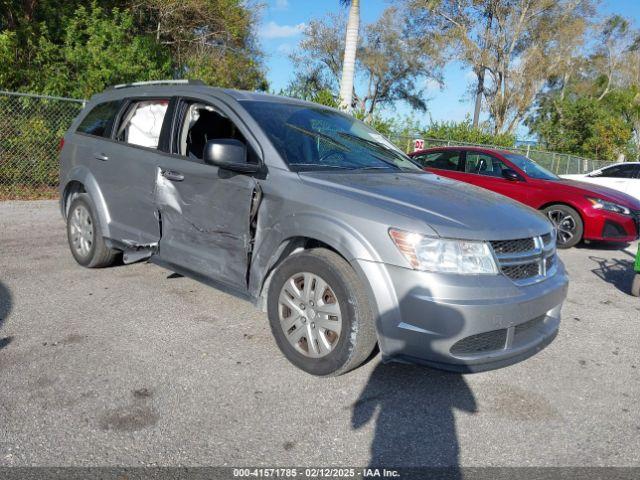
410;147;640;248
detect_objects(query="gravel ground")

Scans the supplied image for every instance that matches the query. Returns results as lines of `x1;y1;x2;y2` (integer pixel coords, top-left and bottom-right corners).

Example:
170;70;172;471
0;200;639;467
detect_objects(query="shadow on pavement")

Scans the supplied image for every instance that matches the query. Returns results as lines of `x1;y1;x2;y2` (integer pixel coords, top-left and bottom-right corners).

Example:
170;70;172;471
352;286;477;473
577;241;631;251
0;280;13;349
589;255;635;295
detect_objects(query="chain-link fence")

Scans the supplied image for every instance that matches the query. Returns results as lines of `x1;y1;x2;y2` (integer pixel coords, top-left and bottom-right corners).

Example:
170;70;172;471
388;135;617;175
0;91;84;200
0;90;621;200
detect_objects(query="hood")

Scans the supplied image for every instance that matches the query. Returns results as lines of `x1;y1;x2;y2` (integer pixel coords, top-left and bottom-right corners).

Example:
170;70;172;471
557;179;640;208
298;171;553;241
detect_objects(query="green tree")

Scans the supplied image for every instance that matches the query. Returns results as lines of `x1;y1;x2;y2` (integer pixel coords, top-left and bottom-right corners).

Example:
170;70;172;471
0;0;267;96
30;3;171;99
130;0;268;90
404;0;596;135
422;117;515;147
527;93;635;160
291;5;442;121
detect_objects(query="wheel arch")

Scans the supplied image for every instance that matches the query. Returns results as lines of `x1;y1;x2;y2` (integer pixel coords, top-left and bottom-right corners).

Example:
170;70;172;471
538;200;585;226
60;167;112;238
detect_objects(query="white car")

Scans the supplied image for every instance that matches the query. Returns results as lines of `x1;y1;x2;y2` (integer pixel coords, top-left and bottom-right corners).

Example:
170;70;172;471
562;162;640;201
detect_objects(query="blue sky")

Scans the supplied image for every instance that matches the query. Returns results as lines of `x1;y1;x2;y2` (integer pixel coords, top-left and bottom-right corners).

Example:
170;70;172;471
257;0;640;139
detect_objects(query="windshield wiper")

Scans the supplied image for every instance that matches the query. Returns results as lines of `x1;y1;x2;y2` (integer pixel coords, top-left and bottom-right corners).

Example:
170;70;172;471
289;163;357;170
356;166;395;171
336;132;406;171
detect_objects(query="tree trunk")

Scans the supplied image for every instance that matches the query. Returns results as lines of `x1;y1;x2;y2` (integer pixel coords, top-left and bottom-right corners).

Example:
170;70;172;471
339;0;360;111
473;4;494;128
472;68;485;128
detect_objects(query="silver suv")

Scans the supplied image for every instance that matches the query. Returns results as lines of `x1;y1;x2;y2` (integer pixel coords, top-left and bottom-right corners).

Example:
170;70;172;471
59;80;569;376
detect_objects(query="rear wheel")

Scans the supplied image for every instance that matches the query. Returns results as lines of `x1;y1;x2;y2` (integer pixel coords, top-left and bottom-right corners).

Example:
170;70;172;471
66;194;118;268
543;204;583;249
267;248;377;376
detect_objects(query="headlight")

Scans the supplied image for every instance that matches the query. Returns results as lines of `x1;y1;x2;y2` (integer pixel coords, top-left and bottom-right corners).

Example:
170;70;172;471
587;197;631;215
389;229;498;274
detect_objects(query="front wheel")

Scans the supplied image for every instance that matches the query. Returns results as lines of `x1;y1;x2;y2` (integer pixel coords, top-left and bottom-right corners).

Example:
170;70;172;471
267;248;377;376
543;204;583;249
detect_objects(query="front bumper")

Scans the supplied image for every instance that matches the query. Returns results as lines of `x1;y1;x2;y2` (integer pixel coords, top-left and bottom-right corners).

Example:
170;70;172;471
583;207;639;243
355;258;569;372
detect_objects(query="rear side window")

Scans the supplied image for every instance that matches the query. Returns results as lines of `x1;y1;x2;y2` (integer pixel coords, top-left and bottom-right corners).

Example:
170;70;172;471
414;151;461;171
115;99;169;149
598;164;637;179
77;101;122;137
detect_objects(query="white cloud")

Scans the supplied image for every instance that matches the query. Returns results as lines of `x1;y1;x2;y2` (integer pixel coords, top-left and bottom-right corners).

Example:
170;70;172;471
260;21;305;39
277;43;295;54
424;78;442;91
275;0;289;9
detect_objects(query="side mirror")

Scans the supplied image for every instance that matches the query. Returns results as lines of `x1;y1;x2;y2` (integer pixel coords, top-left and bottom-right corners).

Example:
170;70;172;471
203;139;259;173
502;168;524;181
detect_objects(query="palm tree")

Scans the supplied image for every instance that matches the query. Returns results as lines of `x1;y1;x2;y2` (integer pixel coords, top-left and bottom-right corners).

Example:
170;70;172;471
338;0;360;111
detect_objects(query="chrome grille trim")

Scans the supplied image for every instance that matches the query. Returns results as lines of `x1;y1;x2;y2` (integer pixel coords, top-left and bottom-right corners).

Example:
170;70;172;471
489;234;557;286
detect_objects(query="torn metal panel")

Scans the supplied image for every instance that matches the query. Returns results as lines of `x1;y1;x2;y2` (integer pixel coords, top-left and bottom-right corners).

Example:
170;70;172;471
152;163;258;290
122;247;156;264
120;239;158;264
154;168;182;214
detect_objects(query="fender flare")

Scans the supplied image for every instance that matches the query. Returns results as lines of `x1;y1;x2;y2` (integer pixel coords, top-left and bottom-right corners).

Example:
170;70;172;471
61;166;112;239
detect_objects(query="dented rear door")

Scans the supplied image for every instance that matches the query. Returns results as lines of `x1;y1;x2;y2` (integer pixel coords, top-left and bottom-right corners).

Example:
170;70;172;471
154;157;257;290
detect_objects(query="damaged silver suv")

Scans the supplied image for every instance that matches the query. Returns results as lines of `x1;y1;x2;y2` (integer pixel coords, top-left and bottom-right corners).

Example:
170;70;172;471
60;80;569;376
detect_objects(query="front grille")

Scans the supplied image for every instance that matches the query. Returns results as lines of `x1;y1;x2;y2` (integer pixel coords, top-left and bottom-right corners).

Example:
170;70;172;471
502;263;539;280
490;238;535;254
450;328;507;355
490;234;556;285
545;255;555;271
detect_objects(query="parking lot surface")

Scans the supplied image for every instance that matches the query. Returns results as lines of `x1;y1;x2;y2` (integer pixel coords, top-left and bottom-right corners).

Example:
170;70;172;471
1;200;639;467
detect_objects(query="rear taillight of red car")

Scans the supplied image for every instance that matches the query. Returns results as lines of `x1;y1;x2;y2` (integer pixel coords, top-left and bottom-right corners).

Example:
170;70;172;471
58;137;65;152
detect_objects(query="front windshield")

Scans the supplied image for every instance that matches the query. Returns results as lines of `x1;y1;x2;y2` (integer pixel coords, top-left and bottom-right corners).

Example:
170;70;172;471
504;153;559;180
241;100;422;173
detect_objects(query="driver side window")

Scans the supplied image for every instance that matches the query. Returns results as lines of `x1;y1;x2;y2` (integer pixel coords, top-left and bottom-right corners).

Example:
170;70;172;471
466;152;507;178
176;101;256;163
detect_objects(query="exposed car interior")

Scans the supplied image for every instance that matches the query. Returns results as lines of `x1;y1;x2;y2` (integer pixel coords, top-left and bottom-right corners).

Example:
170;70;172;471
177;102;251;160
115;100;169;149
465;153;506;177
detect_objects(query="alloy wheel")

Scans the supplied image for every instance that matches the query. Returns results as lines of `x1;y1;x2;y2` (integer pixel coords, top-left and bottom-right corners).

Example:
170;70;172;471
546;209;577;245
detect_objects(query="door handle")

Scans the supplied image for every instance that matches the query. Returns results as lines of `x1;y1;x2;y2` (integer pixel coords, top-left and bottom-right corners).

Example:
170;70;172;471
94;153;109;161
161;169;184;182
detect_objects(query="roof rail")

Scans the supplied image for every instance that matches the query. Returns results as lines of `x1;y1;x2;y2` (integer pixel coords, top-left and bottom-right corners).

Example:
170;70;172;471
109;79;206;90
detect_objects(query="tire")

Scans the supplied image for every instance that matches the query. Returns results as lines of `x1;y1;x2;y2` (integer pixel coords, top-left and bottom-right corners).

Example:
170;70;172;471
267;248;377;376
631;275;640;297
66;194;118;268
543;204;584;249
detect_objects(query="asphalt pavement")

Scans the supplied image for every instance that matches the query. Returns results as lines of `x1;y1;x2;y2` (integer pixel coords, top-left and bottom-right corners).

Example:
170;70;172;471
0;200;639;467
